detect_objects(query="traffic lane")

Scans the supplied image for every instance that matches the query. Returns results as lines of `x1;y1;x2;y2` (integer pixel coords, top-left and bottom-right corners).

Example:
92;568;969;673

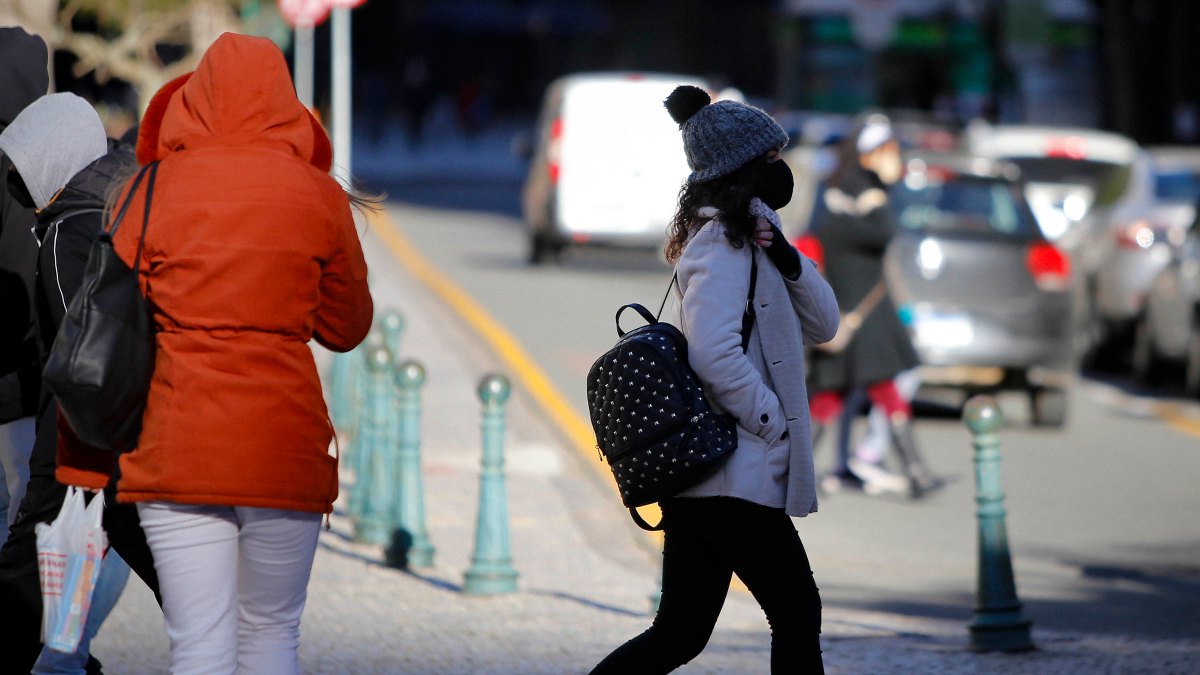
381;201;670;419
800;396;1200;641
385;201;1200;640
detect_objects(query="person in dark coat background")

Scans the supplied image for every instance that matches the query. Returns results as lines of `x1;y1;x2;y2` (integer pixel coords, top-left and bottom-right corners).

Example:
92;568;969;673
0;93;161;674
0;25;49;545
806;114;941;499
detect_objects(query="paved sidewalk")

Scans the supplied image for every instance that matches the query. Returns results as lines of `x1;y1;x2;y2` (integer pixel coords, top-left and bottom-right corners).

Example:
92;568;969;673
87;206;1200;674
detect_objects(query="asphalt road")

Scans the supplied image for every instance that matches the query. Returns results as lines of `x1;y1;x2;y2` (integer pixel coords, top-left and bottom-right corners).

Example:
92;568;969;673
375;196;1200;643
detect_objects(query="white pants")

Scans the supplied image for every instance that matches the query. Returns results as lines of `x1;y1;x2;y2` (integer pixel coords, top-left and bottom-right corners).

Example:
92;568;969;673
136;502;322;675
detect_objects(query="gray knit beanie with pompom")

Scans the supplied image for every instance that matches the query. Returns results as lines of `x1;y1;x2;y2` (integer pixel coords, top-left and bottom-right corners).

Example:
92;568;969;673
665;85;789;184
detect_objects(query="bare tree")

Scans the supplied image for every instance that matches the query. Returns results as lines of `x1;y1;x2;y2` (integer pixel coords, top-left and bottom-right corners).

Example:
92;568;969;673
2;0;243;112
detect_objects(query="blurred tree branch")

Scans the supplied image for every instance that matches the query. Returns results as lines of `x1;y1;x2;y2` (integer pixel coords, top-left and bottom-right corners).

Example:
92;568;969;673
3;0;243;111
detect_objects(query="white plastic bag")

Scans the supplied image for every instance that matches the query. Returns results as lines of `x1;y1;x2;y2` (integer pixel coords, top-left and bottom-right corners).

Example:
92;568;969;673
35;486;107;652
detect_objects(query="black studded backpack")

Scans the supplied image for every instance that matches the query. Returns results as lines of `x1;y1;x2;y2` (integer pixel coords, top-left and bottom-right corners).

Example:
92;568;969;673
587;256;757;530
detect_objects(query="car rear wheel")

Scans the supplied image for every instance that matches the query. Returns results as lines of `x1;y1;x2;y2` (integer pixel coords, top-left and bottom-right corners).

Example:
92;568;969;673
529;231;564;265
1029;387;1068;428
1184;318;1200;398
1131;313;1164;385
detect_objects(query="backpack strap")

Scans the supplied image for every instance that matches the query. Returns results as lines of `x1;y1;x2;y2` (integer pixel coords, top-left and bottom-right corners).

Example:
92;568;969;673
629;507;663;531
658;252;758;354
740;253;758;353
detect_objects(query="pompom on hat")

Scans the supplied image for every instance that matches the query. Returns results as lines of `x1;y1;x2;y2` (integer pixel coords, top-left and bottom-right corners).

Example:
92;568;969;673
665;85;789;184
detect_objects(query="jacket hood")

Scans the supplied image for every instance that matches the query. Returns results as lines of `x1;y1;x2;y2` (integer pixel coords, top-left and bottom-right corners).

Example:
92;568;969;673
0;93;108;210
0;27;49;130
137;32;331;171
39;138;138;223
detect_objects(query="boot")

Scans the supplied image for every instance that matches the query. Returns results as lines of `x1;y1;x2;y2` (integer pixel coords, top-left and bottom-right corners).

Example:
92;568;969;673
811;420;870;494
887;416;943;499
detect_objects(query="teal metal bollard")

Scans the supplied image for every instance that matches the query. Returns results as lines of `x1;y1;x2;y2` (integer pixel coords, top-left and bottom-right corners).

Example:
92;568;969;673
463;374;519;595
327;349;355;432
351;344;399;546
964;395;1034;652
386;360;436;569
341;329;386;468
380;310;405;361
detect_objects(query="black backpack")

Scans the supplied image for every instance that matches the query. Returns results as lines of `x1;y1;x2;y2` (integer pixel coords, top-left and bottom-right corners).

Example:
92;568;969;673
586;256;757;530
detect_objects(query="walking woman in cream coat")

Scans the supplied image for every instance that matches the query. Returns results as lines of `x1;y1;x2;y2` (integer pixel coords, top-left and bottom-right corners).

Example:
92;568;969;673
591;86;839;674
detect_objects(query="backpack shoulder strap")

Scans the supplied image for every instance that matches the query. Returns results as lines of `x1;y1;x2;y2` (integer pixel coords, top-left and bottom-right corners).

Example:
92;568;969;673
740;253;757;353
661;250;758;353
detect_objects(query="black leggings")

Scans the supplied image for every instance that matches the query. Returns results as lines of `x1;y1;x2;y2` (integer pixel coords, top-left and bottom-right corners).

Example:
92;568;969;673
591;497;824;674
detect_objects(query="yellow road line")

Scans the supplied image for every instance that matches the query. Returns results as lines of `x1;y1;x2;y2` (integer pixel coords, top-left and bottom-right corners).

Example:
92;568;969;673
366;207;666;541
1154;402;1200;438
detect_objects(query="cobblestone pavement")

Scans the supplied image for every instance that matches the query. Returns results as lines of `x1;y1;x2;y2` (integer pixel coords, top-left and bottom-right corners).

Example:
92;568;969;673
88;213;1200;674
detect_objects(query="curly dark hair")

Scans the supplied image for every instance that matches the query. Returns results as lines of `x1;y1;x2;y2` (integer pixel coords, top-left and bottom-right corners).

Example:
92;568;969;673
664;158;761;264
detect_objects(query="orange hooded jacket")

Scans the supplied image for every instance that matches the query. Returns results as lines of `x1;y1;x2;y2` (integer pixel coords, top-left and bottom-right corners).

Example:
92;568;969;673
56;33;373;513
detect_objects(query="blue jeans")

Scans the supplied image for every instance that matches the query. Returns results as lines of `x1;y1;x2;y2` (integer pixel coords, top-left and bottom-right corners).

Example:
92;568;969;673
0;416;36;545
33;548;131;674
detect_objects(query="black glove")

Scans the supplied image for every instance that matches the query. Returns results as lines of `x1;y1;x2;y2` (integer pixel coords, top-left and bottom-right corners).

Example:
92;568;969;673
764;225;801;280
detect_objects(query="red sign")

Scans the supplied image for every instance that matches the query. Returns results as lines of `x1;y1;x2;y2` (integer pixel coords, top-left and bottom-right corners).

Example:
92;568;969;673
278;0;366;27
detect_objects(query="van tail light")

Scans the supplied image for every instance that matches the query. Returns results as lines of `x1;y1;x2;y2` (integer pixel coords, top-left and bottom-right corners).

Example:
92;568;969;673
547;117;563;184
793;234;824;272
1026;242;1070;291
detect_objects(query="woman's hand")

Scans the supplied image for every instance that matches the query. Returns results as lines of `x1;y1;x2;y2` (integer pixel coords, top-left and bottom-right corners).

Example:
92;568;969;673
753;216;774;247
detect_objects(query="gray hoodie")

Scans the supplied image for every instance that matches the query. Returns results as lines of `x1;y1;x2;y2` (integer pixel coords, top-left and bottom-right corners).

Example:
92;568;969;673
0;93;107;211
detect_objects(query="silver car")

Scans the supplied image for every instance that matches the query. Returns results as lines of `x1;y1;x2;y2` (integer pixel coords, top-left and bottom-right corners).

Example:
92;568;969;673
885;155;1076;426
1085;147;1200;367
1129;156;1200;392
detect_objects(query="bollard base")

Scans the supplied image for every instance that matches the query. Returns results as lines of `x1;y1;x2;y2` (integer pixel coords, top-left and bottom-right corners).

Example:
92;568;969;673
406;544;435;569
969;614;1034;653
386;544;435;570
463;566;518;596
354;519;392;547
385;531;436;570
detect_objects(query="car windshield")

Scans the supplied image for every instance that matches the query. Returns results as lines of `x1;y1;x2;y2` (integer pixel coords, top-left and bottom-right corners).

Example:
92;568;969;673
1154;171;1200;202
891;175;1039;240
1005;158;1131;208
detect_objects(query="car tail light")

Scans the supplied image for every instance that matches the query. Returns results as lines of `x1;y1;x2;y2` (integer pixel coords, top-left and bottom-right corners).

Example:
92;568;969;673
547;117;563;184
1026;242;1070;291
793;234;824;271
1115;220;1158;250
1045;136;1088;160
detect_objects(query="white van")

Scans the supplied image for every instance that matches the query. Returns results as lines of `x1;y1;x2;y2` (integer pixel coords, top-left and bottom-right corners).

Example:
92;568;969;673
521;72;710;263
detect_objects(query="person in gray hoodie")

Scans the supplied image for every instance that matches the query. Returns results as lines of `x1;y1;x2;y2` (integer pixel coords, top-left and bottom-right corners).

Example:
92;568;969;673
0;93;161;675
0;25;49;547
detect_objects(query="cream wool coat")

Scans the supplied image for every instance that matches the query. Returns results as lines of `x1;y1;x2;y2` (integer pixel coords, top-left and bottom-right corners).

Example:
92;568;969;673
675;211;840;516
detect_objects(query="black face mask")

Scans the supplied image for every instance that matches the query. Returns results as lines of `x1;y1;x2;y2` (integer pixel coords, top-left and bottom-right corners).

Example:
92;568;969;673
7;168;35;210
752;157;793;210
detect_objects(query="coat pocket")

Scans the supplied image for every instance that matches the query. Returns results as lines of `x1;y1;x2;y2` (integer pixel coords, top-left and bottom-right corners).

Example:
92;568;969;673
753;398;788;445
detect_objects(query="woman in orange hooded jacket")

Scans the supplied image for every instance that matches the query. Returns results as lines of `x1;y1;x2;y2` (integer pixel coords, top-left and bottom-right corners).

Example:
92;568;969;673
57;33;373;673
